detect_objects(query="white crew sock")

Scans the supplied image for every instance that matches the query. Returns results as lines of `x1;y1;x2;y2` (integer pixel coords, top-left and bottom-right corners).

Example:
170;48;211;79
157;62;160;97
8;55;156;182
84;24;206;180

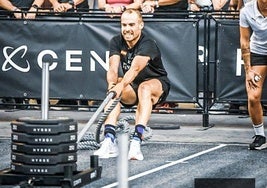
253;123;265;137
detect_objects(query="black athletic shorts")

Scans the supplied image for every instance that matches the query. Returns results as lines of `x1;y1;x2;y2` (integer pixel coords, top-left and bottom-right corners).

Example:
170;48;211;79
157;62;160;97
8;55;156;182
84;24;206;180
121;76;170;109
251;52;267;66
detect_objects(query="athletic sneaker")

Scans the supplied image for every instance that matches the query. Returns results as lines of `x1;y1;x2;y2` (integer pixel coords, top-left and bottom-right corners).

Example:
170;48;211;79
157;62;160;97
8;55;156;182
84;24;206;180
249;135;267;150
128;139;144;161
94;137;118;158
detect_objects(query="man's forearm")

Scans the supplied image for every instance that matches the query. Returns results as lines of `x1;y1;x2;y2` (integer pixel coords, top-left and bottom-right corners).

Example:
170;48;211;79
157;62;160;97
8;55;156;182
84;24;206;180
32;0;44;7
0;0;16;11
107;70;118;88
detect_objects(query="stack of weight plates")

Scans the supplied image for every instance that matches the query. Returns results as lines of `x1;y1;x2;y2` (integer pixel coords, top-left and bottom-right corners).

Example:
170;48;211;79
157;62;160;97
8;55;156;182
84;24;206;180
10;117;78;175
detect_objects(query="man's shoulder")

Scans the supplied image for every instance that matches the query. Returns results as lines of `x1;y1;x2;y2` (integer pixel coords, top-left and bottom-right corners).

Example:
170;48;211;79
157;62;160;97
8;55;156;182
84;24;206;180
140;33;156;44
240;0;254;17
110;34;123;45
111;34;123;41
242;0;255;11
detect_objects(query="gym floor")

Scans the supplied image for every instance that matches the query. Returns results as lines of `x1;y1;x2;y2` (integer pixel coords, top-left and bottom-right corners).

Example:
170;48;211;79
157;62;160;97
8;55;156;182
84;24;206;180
0;109;266;188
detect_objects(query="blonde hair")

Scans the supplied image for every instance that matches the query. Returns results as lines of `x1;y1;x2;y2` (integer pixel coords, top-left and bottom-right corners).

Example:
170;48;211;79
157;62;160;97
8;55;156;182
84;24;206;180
121;9;143;23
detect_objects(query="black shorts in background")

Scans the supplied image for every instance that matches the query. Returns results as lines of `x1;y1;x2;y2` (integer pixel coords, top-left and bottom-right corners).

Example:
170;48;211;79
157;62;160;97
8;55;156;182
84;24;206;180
251;52;267;66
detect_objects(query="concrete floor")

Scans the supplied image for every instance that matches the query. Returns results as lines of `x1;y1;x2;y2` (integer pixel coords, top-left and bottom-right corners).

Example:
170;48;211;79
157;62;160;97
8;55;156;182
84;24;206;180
0;109;266;188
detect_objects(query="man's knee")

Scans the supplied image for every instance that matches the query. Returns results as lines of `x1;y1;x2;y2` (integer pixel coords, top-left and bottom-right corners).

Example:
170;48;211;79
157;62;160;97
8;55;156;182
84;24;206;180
138;83;153;98
248;93;261;105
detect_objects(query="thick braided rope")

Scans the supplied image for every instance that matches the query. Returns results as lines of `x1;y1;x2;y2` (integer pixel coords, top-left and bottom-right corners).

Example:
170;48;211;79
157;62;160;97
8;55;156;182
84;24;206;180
78;111;153;150
78;97;120;150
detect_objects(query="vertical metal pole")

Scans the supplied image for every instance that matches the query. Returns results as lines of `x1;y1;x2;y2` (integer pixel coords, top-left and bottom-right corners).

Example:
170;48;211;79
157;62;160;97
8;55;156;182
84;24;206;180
90;155;99;168
202;13;210;127
41;62;50;120
117;133;128;188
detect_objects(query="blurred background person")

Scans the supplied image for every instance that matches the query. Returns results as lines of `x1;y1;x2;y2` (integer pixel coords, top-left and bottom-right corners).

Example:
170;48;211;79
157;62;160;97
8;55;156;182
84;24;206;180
228;0;238;10
141;0;188;17
188;0;230;11
240;0;267;150
236;0;253;10
141;0;188;14
0;0;45;19
98;0;142;14
49;0;89;12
